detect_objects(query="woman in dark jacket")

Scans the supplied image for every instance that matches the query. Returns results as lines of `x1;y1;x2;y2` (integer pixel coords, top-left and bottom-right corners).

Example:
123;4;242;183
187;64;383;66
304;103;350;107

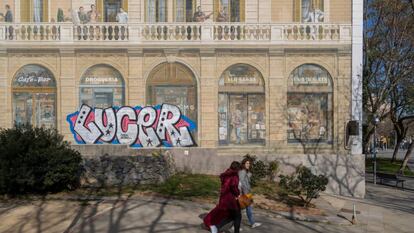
204;161;242;233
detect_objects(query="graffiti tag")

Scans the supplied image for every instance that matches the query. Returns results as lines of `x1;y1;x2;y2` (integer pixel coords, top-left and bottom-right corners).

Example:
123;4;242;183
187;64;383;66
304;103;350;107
67;104;196;147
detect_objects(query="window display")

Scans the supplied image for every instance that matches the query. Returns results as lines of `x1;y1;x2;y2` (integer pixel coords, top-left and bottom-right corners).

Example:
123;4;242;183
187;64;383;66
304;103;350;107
219;64;265;146
287;64;332;143
79;65;125;108
12;65;56;128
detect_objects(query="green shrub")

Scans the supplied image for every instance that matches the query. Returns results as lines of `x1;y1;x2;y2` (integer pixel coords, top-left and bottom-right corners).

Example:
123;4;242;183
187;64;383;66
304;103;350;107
279;166;328;207
243;154;280;186
267;160;280;181
0;125;82;195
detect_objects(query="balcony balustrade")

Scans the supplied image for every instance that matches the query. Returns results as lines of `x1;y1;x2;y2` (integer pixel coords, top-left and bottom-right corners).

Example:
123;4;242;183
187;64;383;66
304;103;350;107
74;24;129;41
0;22;352;45
2;23;61;41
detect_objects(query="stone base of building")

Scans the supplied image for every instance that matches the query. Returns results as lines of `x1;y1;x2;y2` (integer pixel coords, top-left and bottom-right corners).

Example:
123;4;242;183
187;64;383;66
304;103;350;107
72;145;365;198
78;146;175;187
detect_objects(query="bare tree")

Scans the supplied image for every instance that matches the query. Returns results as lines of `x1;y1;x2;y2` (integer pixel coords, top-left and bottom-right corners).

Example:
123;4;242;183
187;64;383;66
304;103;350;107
363;0;414;154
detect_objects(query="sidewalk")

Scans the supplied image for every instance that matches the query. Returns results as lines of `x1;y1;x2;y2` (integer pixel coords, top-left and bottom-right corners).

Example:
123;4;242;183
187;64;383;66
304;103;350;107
0;183;413;233
319;183;414;233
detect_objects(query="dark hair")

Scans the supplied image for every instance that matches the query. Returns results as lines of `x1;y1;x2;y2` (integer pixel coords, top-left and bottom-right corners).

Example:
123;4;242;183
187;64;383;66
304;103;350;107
5;4;10;9
241;158;252;170
230;161;241;171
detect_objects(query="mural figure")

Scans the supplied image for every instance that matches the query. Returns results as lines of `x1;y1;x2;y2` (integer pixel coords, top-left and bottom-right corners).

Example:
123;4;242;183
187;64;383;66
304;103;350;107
67;103;196;147
193;6;212;22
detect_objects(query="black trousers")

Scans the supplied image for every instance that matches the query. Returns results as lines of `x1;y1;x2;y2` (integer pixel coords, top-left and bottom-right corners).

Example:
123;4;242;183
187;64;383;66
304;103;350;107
217;209;242;233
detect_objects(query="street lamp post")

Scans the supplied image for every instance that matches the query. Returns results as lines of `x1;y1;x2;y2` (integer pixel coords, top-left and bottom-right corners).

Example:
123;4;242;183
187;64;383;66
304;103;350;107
373;116;380;185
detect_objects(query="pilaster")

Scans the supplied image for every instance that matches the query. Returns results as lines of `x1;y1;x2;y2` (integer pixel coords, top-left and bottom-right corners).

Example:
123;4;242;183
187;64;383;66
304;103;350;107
128;48;144;106
0;49;7;128
268;48;286;147
199;48;217;147
59;48;76;141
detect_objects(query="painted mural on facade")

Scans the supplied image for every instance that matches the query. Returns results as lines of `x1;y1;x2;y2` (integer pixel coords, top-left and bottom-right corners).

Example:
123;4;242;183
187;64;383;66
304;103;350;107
67;104;196;147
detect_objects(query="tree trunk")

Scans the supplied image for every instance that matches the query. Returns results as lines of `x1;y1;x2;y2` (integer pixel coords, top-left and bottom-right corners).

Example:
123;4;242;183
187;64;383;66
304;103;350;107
363;127;375;154
399;141;414;175
391;138;402;163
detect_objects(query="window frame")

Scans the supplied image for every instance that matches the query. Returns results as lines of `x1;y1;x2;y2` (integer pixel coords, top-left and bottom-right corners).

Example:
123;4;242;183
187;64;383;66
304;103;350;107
214;0;245;22
287;64;333;144
294;0;325;22
12;65;57;128
146;62;198;143
174;0;197;22
218;64;266;146
146;0;168;22
79;65;125;108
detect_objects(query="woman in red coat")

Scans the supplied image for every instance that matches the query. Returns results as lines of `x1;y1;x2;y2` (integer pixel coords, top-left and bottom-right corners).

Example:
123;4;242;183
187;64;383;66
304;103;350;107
204;161;242;233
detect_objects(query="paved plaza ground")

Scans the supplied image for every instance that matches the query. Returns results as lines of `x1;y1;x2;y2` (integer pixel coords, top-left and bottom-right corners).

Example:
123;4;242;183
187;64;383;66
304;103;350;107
1;181;413;233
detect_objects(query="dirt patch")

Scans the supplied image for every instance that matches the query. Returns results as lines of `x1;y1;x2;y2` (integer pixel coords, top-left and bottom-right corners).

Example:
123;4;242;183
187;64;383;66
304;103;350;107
253;194;325;216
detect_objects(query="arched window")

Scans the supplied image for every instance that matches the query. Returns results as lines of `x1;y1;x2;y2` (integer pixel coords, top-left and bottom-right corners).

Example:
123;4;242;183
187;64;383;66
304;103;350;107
218;64;265;145
79;65;125;108
214;0;245;22
294;0;325;22
287;64;333;143
147;0;167;22
146;62;198;139
12;65;56;128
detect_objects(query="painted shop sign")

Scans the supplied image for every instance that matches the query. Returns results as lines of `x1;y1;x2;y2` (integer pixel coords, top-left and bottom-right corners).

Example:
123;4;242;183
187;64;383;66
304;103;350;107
67;104;196;147
223;65;262;86
293;76;328;85
14;72;55;87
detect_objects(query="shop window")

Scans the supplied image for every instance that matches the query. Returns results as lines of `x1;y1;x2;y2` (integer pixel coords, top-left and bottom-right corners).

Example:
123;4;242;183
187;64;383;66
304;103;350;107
147;0;167;22
12;65;56;128
214;0;245;22
79;65;125;108
287;64;333;143
218;64;265;146
294;0;324;22
146;62;198;140
175;0;196;22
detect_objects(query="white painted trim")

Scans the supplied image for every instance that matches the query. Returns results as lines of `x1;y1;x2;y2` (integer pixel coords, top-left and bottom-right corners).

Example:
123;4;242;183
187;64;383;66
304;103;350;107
351;0;363;155
14;0;20;23
325;0;330;22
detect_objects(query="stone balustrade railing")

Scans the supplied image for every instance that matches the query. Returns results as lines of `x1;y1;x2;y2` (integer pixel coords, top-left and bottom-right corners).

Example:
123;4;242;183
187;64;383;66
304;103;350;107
283;24;341;41
73;23;129;41
213;24;271;41
0;22;352;44
1;23;61;41
141;24;202;41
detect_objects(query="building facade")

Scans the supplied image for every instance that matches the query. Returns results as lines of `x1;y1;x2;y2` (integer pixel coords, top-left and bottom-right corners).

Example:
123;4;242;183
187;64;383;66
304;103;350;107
0;0;364;197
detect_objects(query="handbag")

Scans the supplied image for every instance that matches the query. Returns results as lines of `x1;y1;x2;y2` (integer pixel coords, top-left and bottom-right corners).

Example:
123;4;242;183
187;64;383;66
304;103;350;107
238;193;253;209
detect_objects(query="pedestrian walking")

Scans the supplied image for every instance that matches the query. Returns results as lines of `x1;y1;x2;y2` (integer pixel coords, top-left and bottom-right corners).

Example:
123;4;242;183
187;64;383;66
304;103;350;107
204;161;242;233
239;158;262;228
